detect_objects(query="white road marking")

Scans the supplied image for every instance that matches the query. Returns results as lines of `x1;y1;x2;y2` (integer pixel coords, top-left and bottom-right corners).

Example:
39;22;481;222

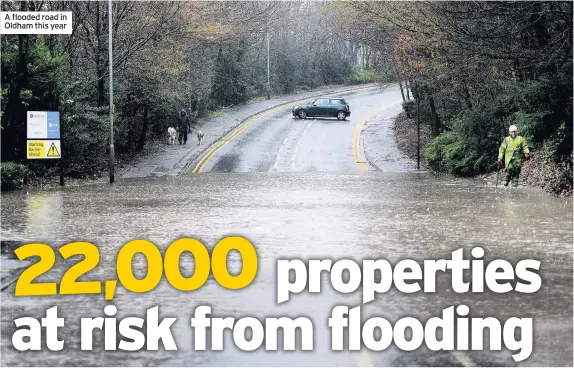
272;120;312;172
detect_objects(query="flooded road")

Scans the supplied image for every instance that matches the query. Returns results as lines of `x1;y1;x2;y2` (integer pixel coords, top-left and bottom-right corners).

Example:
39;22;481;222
1;172;572;366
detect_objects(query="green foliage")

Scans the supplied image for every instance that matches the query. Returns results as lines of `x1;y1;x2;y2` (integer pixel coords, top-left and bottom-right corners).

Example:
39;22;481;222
211;109;226;118
427;131;477;176
1;35;62;163
509;110;548;144
505;75;572;157
273;41;299;94
428;107;512;177
29;41;64;75
344;2;572;193
417;73;571;182
344;69;378;85
60;104;109;178
210;45;251;107
1;162;27;191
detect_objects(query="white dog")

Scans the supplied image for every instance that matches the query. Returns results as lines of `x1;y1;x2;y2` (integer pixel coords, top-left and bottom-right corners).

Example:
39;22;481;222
196;130;204;145
168;127;178;145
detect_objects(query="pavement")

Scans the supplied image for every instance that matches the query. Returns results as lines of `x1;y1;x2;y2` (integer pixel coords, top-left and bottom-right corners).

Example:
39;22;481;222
361;102;425;173
118;84;380;179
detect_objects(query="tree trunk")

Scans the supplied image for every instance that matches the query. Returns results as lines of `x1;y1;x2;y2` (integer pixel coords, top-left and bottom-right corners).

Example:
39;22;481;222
3;7;31;162
398;79;406;102
95;3;106;106
128;104;138;152
411;81;418;100
137;103;149;152
462;79;473;109
365;47;371;69
428;95;441;137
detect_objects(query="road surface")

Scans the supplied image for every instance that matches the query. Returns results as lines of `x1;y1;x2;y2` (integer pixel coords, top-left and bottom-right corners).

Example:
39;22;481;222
190;87;407;174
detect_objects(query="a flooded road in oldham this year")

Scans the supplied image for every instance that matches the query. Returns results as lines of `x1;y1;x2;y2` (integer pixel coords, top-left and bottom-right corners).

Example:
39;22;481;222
1;170;572;367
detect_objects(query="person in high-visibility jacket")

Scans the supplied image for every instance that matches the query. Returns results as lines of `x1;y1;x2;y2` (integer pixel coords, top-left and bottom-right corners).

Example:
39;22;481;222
498;125;530;187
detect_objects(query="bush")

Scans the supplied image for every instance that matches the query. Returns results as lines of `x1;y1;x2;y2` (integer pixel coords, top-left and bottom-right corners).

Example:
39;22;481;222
344;69;378;85
426;131;477;176
402;100;416;119
521;141;573;195
60;104;109;178
1;162;27;191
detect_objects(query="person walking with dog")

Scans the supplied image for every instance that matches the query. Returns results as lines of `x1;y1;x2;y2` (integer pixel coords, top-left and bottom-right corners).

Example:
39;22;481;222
498;124;530;187
177;109;190;145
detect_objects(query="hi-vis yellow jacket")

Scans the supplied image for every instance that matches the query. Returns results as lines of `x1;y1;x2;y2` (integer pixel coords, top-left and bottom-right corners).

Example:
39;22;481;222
498;135;530;168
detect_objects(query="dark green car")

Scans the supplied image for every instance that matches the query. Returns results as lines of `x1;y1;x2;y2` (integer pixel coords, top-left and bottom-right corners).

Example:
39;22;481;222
292;97;351;120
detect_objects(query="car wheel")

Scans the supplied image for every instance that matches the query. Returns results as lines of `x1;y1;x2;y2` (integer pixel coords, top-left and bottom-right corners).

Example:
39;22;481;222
337;111;346;120
298;110;307;119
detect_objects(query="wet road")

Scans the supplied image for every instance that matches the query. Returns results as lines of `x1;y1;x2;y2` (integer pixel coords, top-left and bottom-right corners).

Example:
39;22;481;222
1;87;572;367
192;87;403;174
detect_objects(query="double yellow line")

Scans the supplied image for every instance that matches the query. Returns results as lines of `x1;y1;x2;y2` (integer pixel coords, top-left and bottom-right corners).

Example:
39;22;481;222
192;85;379;174
352;103;399;171
192;109;272;173
192;100;305;173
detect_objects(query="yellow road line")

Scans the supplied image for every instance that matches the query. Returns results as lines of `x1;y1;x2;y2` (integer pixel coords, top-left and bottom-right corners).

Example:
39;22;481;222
352;109;382;171
352;121;368;171
192;84;380;173
352;101;402;171
193;117;255;173
193;118;256;173
193;107;280;173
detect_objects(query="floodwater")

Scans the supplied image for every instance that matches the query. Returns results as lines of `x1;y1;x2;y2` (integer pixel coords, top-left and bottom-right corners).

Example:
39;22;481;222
1;172;572;366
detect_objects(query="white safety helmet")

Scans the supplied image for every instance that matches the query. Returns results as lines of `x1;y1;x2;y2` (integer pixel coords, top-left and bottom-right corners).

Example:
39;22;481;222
509;125;517;132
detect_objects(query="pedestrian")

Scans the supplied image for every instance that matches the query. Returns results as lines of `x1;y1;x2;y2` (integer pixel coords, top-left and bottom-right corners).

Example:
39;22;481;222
498;125;530;187
177;109;190;145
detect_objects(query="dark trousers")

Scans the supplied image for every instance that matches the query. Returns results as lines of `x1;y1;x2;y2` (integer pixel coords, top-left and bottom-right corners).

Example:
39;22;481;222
505;166;521;187
178;129;187;144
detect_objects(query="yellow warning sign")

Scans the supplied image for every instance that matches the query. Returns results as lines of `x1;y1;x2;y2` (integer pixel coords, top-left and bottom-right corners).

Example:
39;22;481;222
27;140;61;159
47;142;60;157
27;141;45;158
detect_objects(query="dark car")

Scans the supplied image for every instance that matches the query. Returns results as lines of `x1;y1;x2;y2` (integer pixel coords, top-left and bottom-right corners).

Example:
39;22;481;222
292;97;351;120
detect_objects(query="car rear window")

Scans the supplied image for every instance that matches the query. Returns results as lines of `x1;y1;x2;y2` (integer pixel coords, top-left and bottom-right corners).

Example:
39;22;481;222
330;99;346;105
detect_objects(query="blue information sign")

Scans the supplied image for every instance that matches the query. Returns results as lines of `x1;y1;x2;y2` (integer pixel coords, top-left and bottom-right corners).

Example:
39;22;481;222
47;111;60;139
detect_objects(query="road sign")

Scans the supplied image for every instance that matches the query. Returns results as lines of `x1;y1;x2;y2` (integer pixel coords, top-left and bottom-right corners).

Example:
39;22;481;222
27;111;60;139
27;111;61;159
27;140;61;159
47;112;60;139
27;111;48;139
47;141;60;157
